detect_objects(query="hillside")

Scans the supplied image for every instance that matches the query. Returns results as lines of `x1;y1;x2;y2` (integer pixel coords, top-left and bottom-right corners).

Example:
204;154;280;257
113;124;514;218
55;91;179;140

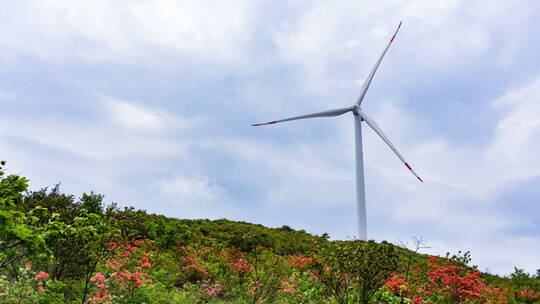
1;161;539;304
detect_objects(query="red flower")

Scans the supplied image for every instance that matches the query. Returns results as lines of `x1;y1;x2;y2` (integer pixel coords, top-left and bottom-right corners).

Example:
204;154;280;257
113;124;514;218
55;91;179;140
287;254;314;269
35;271;50;280
182;257;198;263
385;275;410;296
227;252;251;274
424;257;485;301
37;281;45;293
90;272;106;282
138;252;151;268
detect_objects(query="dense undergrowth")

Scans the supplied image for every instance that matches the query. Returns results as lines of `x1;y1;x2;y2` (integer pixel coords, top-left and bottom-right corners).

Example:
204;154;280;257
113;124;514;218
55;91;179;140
1;160;539;303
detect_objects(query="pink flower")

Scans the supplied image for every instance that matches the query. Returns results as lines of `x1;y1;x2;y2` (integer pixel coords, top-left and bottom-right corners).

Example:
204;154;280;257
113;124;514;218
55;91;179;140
182;257;198;263
88;291;112;303
203;282;223;296
141;263;151;269
35;271;50;280
25;264;32;270
37;281;45;292
90;272;106;282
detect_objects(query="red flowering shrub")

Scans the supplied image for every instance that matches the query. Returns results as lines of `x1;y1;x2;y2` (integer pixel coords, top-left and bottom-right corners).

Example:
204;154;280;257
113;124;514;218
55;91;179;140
88;240;153;302
139;252;151;269
182;256;209;275
516;288;540;304
387;256;517;304
225;250;251;274
280;277;299;296
423;257;485;302
482;285;512;304
176;246;212;285
385;275;410;297
34;271;50;293
201;280;224;297
286;254;314;269
35;271;50;280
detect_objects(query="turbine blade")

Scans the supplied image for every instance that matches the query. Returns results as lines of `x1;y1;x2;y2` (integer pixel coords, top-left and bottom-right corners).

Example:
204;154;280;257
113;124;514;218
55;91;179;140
356;21;402;105
358;110;423;182
252;106;353;126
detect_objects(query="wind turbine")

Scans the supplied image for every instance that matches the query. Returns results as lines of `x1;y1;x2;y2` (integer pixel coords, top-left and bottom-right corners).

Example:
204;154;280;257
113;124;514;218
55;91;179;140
252;21;423;241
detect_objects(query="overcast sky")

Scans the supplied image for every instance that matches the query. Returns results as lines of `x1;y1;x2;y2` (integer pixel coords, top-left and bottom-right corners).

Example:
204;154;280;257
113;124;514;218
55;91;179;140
1;0;540;275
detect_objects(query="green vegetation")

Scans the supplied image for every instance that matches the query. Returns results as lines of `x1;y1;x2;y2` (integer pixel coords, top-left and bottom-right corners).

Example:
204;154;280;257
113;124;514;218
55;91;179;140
1;160;539;303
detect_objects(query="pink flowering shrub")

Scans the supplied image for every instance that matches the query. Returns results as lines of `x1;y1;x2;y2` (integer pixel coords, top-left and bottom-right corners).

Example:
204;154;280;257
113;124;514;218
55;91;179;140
218;248;251;275
176;245;213;286
286;254;314;270
0;264;63;303
87;240;153;303
377;256;517;304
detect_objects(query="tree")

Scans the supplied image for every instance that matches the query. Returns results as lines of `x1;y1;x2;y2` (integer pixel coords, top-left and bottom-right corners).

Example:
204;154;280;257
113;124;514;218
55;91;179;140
0;161;52;270
69;210;119;304
80;192;104;215
311;240;399;304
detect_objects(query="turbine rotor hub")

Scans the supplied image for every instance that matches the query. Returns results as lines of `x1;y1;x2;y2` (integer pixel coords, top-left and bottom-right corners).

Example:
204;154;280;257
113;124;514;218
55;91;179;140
352;104;360;114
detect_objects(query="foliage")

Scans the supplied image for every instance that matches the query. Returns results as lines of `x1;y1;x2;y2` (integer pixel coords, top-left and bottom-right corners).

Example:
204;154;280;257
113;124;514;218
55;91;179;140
0;161;59;270
310;239;399;304
0;160;539;303
0;264;64;303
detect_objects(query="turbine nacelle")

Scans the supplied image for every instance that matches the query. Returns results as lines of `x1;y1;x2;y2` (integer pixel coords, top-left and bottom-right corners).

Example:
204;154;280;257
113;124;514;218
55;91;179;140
352;104;361;115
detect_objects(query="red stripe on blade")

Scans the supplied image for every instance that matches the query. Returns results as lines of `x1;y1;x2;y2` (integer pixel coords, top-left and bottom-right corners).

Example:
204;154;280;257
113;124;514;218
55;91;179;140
252;121;278;126
405;163;412;170
390;21;402;42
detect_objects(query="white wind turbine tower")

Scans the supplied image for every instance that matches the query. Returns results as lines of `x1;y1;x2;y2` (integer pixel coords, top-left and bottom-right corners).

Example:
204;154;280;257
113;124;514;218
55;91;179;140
252;22;423;241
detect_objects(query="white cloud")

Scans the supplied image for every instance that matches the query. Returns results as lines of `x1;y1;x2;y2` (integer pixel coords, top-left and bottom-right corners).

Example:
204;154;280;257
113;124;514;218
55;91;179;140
105;97;194;131
419;234;540;275
216;137;353;207
397;75;540;200
269;0;534;101
0;95;197;160
0;1;257;67
488;78;540;181
148;173;238;220
154;174;223;204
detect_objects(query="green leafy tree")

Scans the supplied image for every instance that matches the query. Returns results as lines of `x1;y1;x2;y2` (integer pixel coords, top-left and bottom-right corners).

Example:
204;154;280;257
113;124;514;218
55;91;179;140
67;210;119;304
21;184;79;223
80;192;104;215
311;240;399;304
18;185;113;302
0;161;52;270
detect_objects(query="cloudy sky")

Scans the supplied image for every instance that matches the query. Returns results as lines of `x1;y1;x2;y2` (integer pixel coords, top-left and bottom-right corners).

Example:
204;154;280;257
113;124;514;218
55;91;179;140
1;0;540;275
